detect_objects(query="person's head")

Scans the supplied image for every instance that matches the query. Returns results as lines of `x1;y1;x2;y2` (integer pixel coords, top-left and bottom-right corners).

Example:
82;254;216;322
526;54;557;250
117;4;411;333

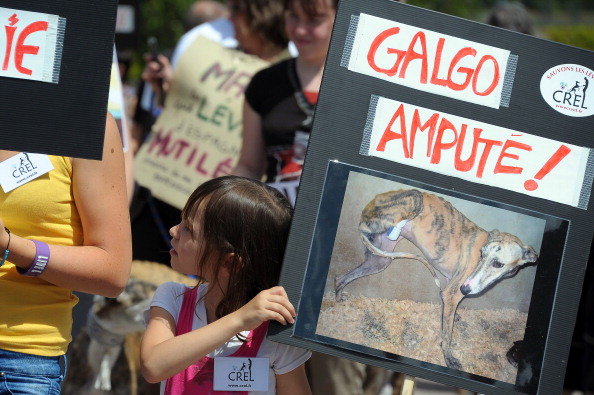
227;0;289;60
284;0;338;63
486;1;533;35
172;175;293;319
183;0;229;32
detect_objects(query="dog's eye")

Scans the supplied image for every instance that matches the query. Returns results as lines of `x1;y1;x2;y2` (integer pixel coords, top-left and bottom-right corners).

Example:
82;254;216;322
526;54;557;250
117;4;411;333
492;260;504;269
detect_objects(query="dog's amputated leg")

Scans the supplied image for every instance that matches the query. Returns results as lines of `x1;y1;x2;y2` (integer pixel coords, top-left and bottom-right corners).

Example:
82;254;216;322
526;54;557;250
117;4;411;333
335;233;399;301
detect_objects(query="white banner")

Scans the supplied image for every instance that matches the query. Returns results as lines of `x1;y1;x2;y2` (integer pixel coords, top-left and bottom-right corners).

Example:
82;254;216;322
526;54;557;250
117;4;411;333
0;7;66;83
363;95;591;207
346;13;511;109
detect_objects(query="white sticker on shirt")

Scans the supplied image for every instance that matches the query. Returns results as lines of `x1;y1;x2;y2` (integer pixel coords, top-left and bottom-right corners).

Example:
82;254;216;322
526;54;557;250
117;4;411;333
0;153;53;193
214;357;269;392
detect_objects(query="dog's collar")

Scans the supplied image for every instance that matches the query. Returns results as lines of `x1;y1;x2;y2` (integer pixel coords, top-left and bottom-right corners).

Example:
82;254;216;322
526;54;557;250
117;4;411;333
86;309;125;347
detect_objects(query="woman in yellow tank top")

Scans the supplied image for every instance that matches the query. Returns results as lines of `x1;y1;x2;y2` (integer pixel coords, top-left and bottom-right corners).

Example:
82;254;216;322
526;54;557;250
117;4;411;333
0;113;132;394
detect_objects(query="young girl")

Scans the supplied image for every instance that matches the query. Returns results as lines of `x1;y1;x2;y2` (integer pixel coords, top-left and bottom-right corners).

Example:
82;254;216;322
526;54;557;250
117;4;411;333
140;176;311;394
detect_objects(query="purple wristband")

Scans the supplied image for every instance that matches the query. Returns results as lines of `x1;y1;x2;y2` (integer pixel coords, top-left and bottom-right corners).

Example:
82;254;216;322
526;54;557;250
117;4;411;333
17;240;50;277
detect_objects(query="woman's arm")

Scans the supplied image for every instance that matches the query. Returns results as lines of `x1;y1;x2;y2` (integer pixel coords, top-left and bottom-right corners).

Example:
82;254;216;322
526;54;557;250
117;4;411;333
276;364;312;395
140;286;296;383
231;101;268;179
1;113;132;297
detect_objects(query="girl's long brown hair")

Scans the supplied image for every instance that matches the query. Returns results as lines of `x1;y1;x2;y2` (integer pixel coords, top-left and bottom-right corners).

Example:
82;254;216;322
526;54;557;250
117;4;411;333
182;175;293;320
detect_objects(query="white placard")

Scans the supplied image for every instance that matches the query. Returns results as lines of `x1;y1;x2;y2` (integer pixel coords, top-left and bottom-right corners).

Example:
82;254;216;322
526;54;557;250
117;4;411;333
347;13;511;109
0;7;66;83
363;95;592;207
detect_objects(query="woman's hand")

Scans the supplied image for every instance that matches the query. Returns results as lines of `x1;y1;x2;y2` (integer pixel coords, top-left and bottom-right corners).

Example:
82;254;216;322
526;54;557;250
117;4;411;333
233;286;296;331
141;54;173;96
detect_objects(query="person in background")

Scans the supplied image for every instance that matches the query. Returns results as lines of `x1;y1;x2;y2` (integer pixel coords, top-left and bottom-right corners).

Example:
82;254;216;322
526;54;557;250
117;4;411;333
130;0;291;267
485;1;533;35
140;176;311;394
231;0;392;393
0;113;132;393
130;0;230;155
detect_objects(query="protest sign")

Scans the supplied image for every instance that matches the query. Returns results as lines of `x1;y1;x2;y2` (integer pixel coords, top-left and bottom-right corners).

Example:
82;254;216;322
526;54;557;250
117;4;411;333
0;0;117;159
268;1;594;395
134;36;269;209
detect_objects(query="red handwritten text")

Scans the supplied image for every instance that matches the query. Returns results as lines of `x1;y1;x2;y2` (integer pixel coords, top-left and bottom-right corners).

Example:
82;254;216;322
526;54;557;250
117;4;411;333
366;28;500;97
375;103;569;190
2;14;48;75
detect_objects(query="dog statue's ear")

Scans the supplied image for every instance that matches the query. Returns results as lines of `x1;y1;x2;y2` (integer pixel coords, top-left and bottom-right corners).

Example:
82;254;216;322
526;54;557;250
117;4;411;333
487;229;501;241
522;246;538;263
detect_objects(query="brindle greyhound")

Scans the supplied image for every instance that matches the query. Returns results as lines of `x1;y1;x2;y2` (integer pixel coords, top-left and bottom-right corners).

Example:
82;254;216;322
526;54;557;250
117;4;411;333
335;189;538;370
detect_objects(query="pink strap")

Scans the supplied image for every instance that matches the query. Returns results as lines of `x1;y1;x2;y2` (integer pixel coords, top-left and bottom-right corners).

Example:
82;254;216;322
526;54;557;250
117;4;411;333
164;287;269;395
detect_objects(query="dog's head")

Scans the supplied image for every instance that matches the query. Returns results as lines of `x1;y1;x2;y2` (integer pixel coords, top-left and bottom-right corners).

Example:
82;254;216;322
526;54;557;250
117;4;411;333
91;278;158;336
460;230;538;296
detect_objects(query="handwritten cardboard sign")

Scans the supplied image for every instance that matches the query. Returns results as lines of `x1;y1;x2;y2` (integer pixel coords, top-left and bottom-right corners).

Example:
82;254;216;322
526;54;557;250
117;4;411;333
134;36;269;209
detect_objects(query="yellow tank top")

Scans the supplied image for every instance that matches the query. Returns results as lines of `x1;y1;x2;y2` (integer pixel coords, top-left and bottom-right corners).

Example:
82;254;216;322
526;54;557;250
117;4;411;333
0;155;82;356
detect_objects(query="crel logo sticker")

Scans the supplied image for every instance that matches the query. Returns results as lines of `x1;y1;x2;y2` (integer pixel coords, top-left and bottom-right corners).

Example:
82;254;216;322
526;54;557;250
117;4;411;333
540;64;594;117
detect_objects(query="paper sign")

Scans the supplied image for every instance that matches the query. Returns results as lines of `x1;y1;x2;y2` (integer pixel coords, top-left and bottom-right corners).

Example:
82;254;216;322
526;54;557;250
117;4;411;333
213;357;269;392
363;95;592;207
0;7;66;83
134;37;270;209
345;13;512;109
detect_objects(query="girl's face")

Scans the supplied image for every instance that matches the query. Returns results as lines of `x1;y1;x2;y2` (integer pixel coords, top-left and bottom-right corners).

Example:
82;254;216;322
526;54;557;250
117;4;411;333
285;0;336;63
169;219;201;276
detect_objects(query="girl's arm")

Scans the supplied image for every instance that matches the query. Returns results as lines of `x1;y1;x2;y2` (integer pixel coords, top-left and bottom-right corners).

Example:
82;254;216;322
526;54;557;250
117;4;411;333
231;101;267;179
276;364;312;395
0;113;132;297
140;286;296;383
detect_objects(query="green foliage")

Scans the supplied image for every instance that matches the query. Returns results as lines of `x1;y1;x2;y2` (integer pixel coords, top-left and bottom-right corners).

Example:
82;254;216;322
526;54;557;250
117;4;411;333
544;25;594;50
406;0;494;19
140;0;194;53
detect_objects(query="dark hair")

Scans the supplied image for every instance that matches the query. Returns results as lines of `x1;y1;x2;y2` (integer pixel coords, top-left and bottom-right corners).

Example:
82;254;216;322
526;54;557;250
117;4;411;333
228;0;289;49
182;175;293;320
486;1;533;35
284;0;339;16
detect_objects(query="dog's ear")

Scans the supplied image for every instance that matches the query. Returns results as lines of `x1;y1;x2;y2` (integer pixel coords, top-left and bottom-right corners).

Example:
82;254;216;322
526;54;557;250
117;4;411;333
487;229;501;241
522;246;538;264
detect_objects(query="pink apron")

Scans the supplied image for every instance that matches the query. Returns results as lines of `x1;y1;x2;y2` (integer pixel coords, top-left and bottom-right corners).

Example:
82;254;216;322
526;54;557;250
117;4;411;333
164;287;269;395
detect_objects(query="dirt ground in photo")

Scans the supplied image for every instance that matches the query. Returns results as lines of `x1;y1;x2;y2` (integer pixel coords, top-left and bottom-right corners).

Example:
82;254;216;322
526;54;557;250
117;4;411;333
316;294;526;384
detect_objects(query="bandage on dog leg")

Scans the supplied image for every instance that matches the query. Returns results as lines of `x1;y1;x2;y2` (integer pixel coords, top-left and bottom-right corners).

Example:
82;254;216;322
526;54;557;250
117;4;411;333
386;220;408;240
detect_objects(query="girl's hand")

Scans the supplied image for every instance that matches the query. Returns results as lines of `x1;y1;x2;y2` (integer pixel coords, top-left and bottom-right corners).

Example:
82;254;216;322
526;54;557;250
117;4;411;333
234;286;296;331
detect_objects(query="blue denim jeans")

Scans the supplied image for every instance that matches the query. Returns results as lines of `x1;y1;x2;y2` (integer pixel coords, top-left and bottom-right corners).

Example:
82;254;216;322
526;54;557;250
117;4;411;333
0;349;66;394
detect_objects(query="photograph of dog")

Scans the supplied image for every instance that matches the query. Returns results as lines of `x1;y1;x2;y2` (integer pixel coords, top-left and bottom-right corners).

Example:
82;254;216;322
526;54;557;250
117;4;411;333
316;170;543;383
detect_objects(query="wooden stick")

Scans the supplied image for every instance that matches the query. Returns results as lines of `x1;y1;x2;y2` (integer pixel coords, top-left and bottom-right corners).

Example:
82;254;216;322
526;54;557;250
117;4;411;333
400;375;416;395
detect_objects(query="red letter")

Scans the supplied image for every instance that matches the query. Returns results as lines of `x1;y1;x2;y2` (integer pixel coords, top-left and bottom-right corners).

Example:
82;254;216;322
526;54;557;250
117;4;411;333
493;140;531;174
367;27;405;77
430;38;448;87
398;31;428;84
409;109;439;158
430;117;458;164
472;55;500;96
2;25;17;71
475;138;502;178
447;47;476;91
14;21;48;75
375;104;409;157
